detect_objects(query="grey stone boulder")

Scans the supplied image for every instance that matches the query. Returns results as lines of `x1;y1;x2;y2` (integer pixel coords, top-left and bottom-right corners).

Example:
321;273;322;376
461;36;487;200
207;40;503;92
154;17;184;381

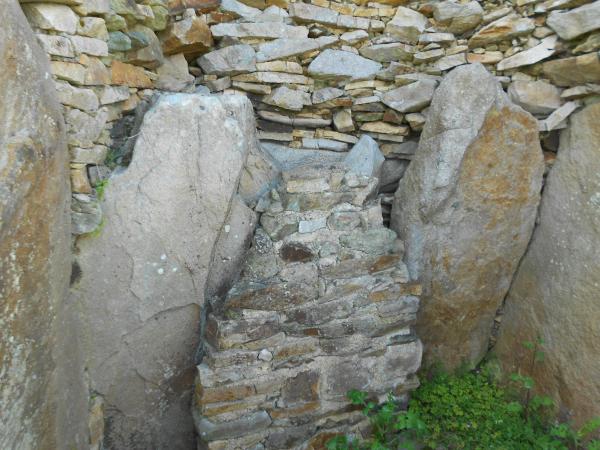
72;93;255;449
197;44;256;76
547;1;600;40
495;103;600;427
391;64;544;371
433;1;483;35
308;49;382;81
1;1;87;448
382;79;437;113
344;135;385;179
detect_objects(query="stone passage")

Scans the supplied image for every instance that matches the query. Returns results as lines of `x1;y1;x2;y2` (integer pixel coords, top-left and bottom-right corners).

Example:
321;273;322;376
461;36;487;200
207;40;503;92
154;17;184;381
193;165;423;449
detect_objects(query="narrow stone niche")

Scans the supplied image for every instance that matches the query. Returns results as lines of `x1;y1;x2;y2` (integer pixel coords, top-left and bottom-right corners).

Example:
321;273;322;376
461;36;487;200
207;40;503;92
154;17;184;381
193;164;423;449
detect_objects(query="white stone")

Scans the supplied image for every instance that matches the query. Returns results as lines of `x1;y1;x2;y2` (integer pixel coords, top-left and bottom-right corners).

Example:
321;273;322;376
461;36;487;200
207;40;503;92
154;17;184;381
36;34;74;57
22;4;78;34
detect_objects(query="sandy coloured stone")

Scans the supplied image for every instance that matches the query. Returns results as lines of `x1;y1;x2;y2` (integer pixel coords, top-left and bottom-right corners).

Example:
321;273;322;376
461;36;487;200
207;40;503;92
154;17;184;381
160;14;213;56
111;60;153;88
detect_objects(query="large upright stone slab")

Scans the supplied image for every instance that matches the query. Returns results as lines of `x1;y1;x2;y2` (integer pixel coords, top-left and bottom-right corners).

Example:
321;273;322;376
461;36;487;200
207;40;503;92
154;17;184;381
495;103;600;426
72;93;256;449
391;64;543;371
1;1;87;449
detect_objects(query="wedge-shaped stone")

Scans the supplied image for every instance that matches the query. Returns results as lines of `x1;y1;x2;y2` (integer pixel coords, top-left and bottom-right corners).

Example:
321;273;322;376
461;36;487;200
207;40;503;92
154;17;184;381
308;49;382;81
382;80;437;113
391;64;543;370
384;6;428;43
468;13;535;48
211;22;308;39
198;44;256;75
547;1;600;40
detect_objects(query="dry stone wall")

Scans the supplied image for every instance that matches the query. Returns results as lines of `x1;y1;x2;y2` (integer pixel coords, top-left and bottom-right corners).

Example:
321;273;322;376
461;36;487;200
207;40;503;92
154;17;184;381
194;159;423;449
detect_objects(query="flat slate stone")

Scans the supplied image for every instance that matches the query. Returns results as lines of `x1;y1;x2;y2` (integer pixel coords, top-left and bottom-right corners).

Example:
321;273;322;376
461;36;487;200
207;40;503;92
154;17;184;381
308;49;382;81
210;22;309;39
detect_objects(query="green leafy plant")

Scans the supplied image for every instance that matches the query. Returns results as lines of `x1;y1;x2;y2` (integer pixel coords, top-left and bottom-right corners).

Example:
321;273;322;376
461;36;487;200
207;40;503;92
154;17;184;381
326;390;426;450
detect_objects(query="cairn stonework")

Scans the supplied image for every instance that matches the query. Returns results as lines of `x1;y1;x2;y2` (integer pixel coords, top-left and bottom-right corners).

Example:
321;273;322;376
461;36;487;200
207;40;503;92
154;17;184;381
194;160;423;449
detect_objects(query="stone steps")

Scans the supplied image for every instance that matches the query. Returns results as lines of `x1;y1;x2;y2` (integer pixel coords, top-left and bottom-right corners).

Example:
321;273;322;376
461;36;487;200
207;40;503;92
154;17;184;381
194;164;423;449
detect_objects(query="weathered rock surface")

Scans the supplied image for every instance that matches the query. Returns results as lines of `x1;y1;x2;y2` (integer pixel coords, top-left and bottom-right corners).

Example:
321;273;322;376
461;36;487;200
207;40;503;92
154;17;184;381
72;93;255;449
1;2;86;448
495;103;600;427
391;64;544;370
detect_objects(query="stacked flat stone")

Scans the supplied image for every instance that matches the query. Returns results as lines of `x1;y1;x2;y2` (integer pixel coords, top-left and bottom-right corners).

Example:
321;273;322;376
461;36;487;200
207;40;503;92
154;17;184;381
194;165;422;449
